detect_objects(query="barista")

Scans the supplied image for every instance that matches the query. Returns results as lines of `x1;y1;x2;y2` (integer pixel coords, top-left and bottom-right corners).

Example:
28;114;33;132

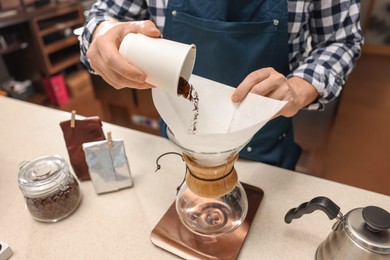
80;0;363;170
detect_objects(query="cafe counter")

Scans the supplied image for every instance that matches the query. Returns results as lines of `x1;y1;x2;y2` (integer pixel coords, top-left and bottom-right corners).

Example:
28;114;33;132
1;96;389;259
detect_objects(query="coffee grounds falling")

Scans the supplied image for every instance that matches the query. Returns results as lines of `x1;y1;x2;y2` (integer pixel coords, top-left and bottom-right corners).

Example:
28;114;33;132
178;77;199;133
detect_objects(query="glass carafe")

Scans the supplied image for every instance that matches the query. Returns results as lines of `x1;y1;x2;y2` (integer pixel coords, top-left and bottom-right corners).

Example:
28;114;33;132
167;128;249;237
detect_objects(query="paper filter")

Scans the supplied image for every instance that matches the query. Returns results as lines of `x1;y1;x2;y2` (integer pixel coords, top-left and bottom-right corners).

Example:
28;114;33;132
152;74;287;153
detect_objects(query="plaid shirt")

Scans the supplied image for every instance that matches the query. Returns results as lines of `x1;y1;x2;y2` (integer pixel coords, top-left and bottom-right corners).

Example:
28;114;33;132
80;0;363;110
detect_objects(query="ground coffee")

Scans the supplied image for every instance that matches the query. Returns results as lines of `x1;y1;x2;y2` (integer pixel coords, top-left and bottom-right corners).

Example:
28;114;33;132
177;77;199;133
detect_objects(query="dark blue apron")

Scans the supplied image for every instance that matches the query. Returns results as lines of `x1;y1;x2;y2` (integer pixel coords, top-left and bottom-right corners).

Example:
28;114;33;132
161;0;301;170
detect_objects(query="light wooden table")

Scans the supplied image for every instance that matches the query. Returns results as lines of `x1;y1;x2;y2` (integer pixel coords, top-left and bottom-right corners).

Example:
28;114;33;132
1;96;389;259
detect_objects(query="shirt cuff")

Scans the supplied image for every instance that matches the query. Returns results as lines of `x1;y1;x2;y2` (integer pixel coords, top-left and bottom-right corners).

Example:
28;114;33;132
288;63;344;111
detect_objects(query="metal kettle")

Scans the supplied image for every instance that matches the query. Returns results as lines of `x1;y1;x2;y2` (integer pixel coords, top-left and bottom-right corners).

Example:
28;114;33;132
284;196;390;260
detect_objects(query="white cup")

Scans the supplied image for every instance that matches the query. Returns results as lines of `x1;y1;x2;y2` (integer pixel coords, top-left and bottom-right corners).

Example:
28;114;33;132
119;33;196;93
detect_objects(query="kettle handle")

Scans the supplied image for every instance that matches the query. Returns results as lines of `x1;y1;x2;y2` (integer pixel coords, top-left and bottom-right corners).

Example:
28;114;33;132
284;196;340;224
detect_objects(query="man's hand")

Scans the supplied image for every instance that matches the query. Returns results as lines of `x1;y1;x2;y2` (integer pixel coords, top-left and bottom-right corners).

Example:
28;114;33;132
87;20;161;89
231;67;318;117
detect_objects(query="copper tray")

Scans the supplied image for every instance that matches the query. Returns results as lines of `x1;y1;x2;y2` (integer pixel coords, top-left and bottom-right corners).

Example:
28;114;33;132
150;183;264;259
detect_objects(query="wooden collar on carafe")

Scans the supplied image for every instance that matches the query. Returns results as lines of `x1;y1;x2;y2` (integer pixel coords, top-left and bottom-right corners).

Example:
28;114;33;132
183;153;239;198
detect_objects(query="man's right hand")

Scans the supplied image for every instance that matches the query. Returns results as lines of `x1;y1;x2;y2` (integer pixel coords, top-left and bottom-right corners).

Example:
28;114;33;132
87;20;161;89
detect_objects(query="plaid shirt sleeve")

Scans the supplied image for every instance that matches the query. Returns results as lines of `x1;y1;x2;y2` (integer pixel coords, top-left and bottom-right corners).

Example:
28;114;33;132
288;0;364;110
79;0;150;73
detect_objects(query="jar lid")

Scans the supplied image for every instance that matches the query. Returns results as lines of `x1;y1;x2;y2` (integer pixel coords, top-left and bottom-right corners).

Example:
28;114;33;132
18;155;70;198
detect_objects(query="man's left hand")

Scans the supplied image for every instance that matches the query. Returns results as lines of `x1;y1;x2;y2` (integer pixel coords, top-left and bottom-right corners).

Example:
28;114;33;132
231;67;318;117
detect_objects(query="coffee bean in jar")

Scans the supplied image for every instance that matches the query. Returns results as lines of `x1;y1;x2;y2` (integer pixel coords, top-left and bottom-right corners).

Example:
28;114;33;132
18;155;81;222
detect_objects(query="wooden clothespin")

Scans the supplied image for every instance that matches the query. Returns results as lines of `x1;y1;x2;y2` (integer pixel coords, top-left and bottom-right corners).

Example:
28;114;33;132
70;110;76;128
107;131;113;149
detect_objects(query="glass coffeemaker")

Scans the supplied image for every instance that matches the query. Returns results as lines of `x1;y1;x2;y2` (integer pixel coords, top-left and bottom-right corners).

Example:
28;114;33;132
151;74;285;258
166;127;249;237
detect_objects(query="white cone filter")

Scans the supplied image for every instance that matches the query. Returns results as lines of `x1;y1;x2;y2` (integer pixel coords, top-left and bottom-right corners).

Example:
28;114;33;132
152;74;287;153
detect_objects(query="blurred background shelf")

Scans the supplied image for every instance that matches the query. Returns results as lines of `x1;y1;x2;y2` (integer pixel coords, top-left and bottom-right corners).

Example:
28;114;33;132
0;40;28;54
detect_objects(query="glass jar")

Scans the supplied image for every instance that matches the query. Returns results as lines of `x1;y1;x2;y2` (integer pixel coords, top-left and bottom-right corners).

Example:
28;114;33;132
18;155;81;222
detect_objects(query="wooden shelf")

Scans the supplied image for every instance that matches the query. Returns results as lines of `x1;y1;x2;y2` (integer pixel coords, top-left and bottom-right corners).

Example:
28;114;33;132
0;40;28;55
29;3;85;76
44;35;78;54
35;13;81;31
0;1;87;107
362;44;390;56
49;51;80;74
0;2;78;28
361;0;390;56
39;19;81;37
